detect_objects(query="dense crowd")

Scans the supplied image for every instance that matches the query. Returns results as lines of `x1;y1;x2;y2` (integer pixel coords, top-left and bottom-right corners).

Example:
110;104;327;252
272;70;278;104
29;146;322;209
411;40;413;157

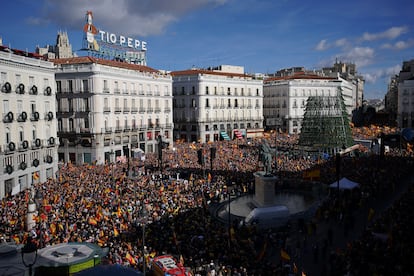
0;125;413;275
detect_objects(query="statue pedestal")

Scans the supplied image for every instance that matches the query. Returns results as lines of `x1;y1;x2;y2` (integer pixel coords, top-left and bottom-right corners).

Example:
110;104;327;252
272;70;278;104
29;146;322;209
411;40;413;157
253;171;278;207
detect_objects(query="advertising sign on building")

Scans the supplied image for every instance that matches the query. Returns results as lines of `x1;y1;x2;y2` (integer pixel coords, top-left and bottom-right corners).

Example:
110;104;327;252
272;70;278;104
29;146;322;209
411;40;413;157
82;11;147;64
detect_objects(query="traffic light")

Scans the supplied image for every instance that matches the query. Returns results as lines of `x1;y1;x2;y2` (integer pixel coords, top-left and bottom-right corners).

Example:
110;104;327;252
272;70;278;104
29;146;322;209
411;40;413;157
197;149;204;165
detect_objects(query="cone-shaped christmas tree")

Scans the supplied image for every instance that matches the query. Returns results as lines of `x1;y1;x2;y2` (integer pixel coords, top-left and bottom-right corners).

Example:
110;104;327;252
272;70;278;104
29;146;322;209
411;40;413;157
299;87;353;151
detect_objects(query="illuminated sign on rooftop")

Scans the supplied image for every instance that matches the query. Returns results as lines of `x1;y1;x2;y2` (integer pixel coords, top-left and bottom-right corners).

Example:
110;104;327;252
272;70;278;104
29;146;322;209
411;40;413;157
98;30;147;51
82;11;147;63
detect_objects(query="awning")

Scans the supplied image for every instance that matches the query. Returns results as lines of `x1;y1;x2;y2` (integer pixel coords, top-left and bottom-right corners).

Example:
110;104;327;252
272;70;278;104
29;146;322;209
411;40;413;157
246;128;264;138
220;131;231;141
234;129;243;139
329;177;359;190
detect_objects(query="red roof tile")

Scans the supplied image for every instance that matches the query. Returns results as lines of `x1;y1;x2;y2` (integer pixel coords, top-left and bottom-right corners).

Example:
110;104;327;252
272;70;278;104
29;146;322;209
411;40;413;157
171;68;252;79
52;56;158;73
264;73;335;83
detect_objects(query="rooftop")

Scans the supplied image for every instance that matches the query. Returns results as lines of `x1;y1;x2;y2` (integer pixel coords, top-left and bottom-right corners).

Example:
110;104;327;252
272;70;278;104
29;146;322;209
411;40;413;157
53;56;158;73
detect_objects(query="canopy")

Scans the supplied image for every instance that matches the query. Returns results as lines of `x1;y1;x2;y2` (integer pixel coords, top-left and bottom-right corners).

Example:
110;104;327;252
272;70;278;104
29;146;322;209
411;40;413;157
329;177;359;190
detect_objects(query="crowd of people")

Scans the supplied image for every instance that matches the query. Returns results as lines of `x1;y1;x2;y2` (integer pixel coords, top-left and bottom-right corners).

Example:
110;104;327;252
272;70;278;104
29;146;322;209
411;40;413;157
0;125;413;275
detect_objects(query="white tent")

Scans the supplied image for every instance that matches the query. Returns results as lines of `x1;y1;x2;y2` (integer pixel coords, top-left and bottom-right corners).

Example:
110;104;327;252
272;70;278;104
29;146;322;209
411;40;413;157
329;177;359;190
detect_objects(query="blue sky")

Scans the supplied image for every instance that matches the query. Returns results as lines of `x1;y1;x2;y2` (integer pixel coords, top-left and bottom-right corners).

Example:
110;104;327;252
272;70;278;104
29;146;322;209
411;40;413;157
1;0;413;99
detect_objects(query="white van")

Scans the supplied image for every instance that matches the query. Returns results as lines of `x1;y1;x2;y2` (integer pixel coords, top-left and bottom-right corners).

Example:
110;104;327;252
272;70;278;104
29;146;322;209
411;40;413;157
244;205;290;227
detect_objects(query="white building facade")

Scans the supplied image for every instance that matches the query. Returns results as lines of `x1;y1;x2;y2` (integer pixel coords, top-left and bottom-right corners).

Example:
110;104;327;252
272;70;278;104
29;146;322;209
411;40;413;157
398;78;414;128
172;66;264;143
263;74;350;134
54;57;173;165
396;59;414;128
0;46;58;199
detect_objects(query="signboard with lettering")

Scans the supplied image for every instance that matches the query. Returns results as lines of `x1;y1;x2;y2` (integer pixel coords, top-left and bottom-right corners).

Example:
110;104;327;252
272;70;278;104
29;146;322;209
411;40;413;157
82;11;147;64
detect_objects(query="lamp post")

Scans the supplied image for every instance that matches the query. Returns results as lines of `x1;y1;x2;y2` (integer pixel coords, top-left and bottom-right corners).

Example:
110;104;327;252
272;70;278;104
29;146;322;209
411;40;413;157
172;147;177;168
336;152;341;194
21;236;38;276
34;190;43;249
227;184;231;249
272;130;277;175
141;207;147;276
110;149;115;181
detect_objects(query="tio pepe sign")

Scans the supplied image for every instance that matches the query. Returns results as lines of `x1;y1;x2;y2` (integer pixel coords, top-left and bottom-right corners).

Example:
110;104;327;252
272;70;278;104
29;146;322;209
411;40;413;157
98;30;147;51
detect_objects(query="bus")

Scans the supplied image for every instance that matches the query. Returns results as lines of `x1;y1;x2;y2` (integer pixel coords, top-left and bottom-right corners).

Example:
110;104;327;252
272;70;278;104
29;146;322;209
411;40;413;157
151;255;191;276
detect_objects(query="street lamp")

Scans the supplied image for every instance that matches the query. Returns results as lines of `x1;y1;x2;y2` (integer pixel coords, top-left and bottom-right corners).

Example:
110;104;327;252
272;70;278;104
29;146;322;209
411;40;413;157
21;236;38;276
336;152;341;194
172;147;177;168
110;149;115;181
141;207;148;276
227;183;232;249
34;190;43;248
271;130;278;175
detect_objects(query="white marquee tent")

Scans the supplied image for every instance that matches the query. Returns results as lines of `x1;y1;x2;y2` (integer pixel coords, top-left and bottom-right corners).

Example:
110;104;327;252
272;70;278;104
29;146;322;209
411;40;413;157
329;177;360;190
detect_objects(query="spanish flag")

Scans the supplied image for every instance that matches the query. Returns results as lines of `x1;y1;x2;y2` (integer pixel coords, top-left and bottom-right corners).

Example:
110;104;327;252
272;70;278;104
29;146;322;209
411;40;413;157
50;223;56;234
33;172;40;180
114;227;119;237
179;255;185;265
12;235;20;244
117;206;122;218
97;238;105;247
256;240;268;261
280;249;291;261
88;217;98;225
126;252;136;265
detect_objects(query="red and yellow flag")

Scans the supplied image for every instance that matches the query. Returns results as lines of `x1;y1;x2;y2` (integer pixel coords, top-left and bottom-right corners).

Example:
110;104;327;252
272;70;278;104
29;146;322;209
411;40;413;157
88;217;98;225
126;252;136;265
114;227;119;237
33;172;40;180
280;249;291;261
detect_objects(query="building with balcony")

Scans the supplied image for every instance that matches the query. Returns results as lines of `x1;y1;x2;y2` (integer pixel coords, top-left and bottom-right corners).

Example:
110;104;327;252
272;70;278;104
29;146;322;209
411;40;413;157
321;61;364;110
171;65;264;143
264;72;342;134
0;44;58;199
263;70;358;134
54;56;173;165
385;75;399;126
397;59;414;128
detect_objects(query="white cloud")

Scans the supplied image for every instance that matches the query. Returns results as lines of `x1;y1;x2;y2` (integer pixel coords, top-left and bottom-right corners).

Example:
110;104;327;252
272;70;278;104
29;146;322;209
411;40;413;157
315;39;328;51
27;0;228;37
340;47;375;67
363;73;377;83
361;26;408;41
315;38;349;51
362;64;401;84
334;38;348;48
381;39;414;50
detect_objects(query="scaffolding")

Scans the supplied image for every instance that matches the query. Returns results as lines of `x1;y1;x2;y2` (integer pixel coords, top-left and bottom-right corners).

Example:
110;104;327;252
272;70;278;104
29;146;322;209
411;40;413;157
298;87;353;153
